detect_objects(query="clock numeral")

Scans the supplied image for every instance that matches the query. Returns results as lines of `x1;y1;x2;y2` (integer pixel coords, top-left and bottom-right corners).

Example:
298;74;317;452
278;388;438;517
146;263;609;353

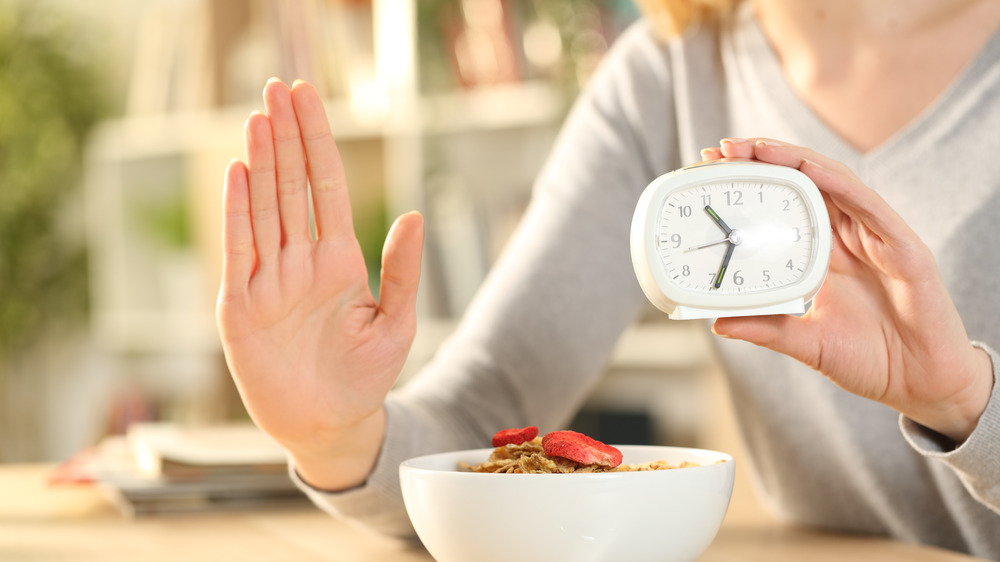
678;205;692;217
701;194;711;206
671;234;682;248
725;190;743;206
733;270;744;286
791;227;801;242
682;265;691;276
785;259;794;271
782;199;791;211
762;269;771;282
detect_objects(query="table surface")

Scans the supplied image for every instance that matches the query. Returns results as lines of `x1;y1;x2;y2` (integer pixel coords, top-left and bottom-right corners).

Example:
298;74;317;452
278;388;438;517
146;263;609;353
0;463;985;561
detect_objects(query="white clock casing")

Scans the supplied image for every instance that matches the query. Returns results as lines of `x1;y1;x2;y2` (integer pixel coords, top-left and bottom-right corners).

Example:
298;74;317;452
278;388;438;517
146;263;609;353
630;161;832;320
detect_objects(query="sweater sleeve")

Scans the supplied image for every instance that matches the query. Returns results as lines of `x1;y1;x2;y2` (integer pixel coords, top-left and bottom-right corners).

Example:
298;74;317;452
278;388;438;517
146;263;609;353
288;21;687;538
900;341;1000;516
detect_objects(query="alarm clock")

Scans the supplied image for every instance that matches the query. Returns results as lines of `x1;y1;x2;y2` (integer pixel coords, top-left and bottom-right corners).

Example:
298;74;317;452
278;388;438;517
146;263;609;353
630;160;831;320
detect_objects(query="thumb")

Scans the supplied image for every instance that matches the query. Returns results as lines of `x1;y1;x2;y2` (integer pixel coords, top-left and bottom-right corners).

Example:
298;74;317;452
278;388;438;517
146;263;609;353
377;211;424;319
713;314;822;371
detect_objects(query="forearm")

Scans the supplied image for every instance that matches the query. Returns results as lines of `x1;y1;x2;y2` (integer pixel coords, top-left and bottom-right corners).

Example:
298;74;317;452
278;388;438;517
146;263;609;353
904;345;995;445
901;342;1000;514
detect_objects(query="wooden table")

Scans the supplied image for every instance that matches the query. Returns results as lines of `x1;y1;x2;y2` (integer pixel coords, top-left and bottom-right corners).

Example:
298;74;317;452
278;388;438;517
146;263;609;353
0;463;985;561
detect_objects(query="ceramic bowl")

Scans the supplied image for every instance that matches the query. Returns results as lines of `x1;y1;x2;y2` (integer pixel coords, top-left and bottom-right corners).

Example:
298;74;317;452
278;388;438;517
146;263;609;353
399;445;734;562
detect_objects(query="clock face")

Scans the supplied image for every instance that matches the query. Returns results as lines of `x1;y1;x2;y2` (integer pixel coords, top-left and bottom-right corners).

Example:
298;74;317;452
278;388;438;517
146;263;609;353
656;179;819;295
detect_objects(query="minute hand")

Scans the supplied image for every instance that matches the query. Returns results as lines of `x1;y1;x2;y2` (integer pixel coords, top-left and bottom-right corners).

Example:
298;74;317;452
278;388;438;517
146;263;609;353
714;242;736;289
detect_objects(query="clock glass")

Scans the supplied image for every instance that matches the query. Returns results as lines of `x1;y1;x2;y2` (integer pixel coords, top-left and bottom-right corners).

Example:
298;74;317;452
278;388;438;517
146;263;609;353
656;179;819;295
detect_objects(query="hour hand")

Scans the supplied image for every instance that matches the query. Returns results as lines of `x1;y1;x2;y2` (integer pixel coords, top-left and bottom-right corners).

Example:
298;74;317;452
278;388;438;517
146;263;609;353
704;205;732;235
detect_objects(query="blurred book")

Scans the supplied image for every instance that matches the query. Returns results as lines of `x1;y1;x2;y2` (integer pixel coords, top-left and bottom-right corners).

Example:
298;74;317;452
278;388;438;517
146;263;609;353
93;422;309;518
126;422;288;480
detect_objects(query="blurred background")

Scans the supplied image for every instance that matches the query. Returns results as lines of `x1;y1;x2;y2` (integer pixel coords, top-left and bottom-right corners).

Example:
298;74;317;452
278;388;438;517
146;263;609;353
1;0;727;466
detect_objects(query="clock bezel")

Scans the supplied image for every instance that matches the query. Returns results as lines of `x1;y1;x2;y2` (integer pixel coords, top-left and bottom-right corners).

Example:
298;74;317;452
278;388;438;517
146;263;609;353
631;161;831;319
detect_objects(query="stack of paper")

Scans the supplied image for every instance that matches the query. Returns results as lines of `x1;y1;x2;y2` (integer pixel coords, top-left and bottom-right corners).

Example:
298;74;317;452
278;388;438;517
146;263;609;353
94;422;309;517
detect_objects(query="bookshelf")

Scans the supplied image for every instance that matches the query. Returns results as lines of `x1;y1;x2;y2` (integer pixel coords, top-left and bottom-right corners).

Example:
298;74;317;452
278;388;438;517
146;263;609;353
85;0;638;351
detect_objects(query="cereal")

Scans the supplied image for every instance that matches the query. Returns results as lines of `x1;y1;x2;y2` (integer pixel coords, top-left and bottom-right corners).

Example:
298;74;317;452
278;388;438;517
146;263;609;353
459;431;700;474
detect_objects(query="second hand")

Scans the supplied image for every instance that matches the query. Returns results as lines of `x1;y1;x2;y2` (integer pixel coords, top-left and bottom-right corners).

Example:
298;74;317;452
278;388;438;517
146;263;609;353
688;229;743;251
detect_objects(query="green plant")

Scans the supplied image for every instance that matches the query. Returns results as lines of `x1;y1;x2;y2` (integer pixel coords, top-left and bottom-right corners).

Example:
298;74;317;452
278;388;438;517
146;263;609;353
0;4;107;362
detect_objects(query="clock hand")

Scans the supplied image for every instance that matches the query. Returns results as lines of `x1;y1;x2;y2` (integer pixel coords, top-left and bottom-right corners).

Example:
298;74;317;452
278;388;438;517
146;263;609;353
704;205;732;235
687;229;744;252
688;237;730;251
714;241;736;289
704;205;740;288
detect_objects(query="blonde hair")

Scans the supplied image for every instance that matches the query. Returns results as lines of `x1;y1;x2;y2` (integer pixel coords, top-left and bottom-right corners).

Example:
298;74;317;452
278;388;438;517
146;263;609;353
634;0;738;38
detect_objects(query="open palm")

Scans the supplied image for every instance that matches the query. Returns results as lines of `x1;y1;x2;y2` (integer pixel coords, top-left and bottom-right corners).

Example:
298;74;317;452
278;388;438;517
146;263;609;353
217;79;423;475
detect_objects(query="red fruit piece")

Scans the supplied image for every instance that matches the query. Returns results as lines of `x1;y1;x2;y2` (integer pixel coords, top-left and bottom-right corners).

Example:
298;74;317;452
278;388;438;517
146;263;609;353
542;430;623;468
491;426;539;447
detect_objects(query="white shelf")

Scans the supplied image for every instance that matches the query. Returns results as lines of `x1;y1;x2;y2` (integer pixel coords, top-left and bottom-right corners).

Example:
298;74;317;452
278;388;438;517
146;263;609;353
88;99;389;160
82;0;576;352
421;81;568;134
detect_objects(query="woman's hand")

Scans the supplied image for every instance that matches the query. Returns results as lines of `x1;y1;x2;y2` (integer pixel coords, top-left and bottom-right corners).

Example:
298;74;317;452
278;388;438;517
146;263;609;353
217;79;424;489
701;139;993;443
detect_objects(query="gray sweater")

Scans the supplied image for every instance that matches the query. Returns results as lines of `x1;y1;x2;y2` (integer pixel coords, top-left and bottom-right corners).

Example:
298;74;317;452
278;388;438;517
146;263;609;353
294;4;1000;557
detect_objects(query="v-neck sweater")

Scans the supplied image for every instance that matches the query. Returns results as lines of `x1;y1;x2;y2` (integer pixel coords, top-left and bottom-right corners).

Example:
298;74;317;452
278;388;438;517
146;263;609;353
292;4;1000;557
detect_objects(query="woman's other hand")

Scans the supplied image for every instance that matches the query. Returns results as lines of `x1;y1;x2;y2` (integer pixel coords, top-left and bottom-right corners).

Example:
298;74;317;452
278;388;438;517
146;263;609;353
705;138;993;444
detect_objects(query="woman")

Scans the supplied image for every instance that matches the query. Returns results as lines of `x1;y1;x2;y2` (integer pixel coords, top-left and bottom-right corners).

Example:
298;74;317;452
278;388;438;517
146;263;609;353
217;0;1000;556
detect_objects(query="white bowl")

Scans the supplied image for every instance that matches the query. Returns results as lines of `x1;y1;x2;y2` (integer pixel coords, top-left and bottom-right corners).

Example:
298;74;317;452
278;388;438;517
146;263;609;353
399;445;734;562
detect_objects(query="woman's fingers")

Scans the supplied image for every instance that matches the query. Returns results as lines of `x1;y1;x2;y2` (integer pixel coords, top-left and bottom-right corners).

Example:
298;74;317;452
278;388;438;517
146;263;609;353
236;78;422;327
377;212;424;322
705;138;925;271
699;147;723;161
263;79;311;246
748;139;927;272
718;138;753;159
241;79;360;276
221;159;255;295
245;111;282;271
290;80;355;240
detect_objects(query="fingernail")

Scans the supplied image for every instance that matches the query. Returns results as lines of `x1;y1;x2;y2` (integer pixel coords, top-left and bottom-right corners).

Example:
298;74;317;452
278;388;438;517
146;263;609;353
801;158;822;169
292;79;306;87
720;137;746;145
711;326;733;339
755;139;782;148
266;76;282;85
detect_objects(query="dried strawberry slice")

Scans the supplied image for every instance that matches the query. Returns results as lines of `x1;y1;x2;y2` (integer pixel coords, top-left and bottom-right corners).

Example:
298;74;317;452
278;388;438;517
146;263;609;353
542;430;623;468
491;426;539;447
